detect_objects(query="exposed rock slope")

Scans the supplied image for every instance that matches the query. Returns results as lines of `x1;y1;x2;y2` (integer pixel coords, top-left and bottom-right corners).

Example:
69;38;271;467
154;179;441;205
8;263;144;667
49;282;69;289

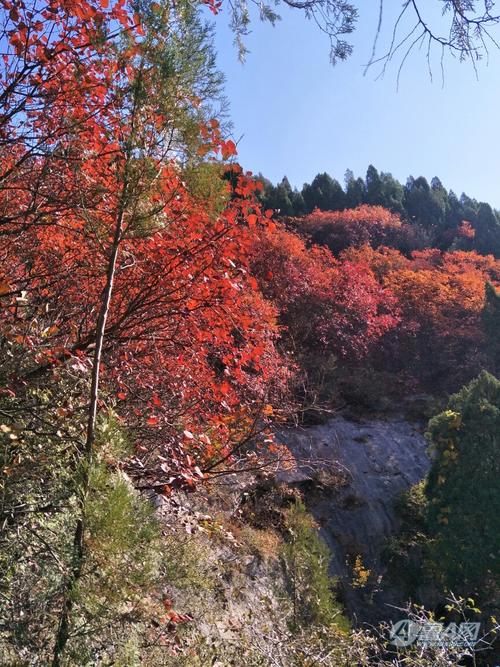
278;416;430;621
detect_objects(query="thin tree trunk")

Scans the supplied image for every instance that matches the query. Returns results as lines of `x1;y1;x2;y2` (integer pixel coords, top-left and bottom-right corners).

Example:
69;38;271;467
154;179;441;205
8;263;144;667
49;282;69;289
52;211;124;666
52;61;142;665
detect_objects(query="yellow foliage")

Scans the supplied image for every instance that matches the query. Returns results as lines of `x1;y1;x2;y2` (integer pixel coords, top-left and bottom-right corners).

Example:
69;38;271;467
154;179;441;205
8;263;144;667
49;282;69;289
443;410;462;429
351;554;371;588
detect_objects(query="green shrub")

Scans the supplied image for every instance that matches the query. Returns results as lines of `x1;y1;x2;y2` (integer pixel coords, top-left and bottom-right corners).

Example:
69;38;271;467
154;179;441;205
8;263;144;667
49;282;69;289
426;370;500;595
383;481;432;594
280;498;349;631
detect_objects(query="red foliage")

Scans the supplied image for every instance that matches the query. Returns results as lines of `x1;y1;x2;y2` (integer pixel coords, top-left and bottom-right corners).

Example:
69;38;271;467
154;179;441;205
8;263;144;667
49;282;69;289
2;172;290;487
255;218;500;392
3;0;499;497
0;0;290;490
458;220;476;239
251;225;399;360
0;0;141;234
352;245;500;389
294;205;403;254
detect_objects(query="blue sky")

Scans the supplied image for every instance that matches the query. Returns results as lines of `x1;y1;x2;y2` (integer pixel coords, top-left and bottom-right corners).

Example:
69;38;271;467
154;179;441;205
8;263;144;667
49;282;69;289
211;2;500;207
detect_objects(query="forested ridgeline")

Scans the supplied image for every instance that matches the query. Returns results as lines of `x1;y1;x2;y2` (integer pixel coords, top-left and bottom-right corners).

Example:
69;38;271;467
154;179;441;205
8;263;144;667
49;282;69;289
259;168;500;257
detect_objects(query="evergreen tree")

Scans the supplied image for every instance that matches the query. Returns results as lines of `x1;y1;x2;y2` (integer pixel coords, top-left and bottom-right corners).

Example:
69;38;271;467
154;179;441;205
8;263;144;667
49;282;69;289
430;176;450;224
426;371;500;594
445;190;464;229
483;282;500;375
474;203;500;257
290;188;307;215
267;176;295;215
259;175;306;216
460;193;480;225
379;171;405;214
281;498;348;630
344;169;366;208
365;164;383;206
404;175;446;230
359;166;405;214
302;172;346;212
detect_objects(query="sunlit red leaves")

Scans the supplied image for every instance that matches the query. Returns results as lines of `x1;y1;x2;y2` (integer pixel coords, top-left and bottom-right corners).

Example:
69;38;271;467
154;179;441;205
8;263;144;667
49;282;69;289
383;250;489;340
2;161;287;490
251;224;399;360
0;0;288;493
251;214;500;391
197;121;237;162
293;205;403;254
220;139;237;160
151;393;162;407
202;0;222;15
348;244;500;388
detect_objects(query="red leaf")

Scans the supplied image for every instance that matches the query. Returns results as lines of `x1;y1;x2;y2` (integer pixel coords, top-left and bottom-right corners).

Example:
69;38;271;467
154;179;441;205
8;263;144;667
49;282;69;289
221;140;237;160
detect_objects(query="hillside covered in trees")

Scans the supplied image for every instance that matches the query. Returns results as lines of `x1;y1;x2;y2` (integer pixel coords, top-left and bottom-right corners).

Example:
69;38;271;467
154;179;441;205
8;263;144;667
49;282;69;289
259;167;500;257
0;0;499;665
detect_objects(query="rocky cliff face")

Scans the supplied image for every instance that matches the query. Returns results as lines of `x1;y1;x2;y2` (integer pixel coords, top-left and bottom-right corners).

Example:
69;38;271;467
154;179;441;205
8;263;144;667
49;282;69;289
278;415;431;623
150;414;432;654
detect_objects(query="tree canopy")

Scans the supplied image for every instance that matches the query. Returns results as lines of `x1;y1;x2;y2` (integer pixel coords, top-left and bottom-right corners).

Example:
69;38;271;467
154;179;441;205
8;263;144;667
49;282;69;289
260;165;500;258
426;371;500;594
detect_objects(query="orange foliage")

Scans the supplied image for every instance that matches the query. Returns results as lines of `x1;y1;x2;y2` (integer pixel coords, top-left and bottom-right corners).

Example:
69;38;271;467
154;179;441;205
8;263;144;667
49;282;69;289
350;245;500;389
0;0;290;489
249;219;500;389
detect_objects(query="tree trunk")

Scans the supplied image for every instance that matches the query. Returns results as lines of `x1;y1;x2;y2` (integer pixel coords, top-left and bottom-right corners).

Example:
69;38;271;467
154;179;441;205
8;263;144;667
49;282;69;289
52;211;124;666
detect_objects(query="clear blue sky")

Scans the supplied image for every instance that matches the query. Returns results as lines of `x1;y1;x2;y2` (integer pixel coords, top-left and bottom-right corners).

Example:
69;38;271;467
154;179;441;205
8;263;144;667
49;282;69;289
211;2;500;207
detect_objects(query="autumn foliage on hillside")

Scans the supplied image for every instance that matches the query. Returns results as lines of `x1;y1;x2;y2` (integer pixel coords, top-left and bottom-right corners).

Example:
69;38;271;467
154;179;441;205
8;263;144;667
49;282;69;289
2;0;497;491
2;0;500;661
251;220;500;398
360;247;498;390
251;224;399;360
293;205;404;254
1;0;499;518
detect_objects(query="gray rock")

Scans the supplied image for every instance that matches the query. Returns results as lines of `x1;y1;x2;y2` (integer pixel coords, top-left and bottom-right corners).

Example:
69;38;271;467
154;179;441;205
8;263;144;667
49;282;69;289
277;415;430;623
